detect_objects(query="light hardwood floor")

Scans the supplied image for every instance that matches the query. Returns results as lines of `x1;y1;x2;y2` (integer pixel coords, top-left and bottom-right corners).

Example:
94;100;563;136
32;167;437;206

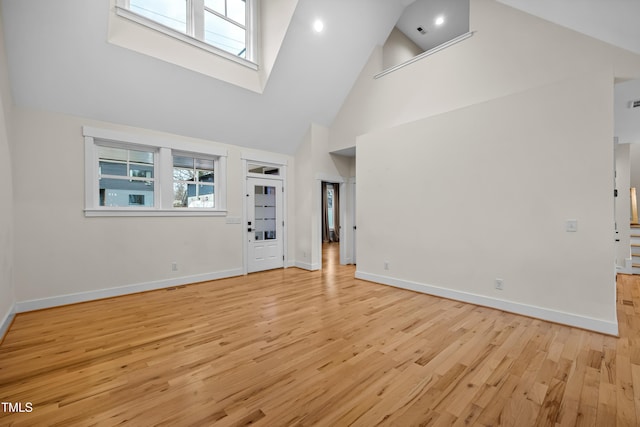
1;243;639;426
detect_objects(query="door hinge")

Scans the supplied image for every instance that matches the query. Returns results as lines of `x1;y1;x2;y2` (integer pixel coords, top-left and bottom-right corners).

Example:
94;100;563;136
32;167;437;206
283;255;285;261
282;221;285;227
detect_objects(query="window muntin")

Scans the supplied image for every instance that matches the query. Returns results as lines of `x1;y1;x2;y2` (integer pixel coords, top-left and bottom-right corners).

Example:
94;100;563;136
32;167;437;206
121;0;254;61
84;126;228;216
98;145;156;207
173;155;216;208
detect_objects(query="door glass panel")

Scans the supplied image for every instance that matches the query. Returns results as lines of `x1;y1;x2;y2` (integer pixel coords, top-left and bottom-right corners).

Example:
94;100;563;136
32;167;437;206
254;185;276;240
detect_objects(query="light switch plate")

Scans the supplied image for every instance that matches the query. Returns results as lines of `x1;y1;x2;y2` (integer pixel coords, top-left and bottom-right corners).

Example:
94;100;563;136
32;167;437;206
566;219;578;232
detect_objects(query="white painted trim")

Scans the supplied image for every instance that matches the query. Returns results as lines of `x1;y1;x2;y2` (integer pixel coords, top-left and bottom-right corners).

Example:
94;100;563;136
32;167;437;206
241;151;289;166
315;173;345;183
15;269;243;313
355;271;619;336
83;126;228;157
0;303;15;341
315;174;348;268
114;6;258;69
242;157;289;275
85;209;228;217
294;261;321;271
374;31;475;79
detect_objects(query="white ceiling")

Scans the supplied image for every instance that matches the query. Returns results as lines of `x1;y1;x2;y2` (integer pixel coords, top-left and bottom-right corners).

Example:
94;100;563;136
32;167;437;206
497;0;640;56
2;0;640;156
396;0;469;52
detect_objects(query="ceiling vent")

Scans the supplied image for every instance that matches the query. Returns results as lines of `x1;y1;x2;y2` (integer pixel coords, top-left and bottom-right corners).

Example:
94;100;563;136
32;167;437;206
630;99;640;109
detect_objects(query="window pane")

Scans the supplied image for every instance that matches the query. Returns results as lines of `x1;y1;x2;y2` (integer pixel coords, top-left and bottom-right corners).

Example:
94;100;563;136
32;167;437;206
198;170;214;183
129;0;187;33
129;149;154;165
98;146;127;162
204;11;246;57
174;167;195;181
205;0;225;15
100;178;154;207
195;158;214;171
173;182;187;207
173;156;194;168
99;161;127;177
228;0;246;25
327;187;334;230
130;164;154;179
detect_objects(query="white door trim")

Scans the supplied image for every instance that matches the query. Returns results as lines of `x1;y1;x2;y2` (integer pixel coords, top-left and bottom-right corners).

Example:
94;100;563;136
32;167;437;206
315;174;348;268
242;159;288;275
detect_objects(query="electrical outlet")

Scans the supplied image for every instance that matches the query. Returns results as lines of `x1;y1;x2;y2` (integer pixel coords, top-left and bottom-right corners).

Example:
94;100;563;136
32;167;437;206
495;278;503;290
384;261;389;270
172;262;178;272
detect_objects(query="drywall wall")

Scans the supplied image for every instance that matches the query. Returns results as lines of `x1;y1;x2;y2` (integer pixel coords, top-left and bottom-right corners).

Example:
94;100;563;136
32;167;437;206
615;143;631;271
329;0;640;154
357;71;618;334
294;126;316;269
382;27;423;70
10;107;295;309
0;10;14;337
294;123;352;270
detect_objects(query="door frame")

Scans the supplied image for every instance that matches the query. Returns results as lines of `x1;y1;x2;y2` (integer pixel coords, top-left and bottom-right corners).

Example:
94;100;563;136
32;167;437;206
315;173;348;267
242;157;288;275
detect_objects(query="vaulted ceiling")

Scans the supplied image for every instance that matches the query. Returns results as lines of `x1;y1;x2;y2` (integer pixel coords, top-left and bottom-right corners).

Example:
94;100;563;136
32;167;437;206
2;0;639;155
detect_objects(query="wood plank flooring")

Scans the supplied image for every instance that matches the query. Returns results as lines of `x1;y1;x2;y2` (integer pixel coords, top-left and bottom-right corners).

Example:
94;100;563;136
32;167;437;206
1;243;640;426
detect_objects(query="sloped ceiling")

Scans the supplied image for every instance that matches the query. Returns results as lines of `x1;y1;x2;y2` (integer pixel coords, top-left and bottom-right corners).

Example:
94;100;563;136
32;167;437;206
496;0;640;55
0;0;404;154
3;1;640;156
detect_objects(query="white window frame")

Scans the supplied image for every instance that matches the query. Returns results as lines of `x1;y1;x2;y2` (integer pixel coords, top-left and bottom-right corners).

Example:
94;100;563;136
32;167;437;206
115;0;258;69
84;126;227;217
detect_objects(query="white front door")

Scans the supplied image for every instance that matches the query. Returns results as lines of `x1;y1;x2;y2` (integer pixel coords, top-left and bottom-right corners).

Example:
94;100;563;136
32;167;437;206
247;177;284;273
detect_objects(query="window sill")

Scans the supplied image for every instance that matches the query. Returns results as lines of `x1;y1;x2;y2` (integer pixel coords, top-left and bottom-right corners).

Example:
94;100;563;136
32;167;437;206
85;209;228;218
115;6;258;71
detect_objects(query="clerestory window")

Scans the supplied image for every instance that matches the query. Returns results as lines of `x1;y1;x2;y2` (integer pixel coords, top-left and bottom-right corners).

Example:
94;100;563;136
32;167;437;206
117;0;256;62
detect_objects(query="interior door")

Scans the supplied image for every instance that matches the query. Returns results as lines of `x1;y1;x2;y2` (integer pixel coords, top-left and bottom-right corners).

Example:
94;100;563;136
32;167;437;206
247;177;284;273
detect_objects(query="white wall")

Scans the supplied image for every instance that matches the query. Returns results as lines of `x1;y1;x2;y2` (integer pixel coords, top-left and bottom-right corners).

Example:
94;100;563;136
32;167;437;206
10;107;295;310
294;127;315;269
329;0;640;154
326;0;640;335
294;123;351;270
0;9;15;337
357;71;618;334
382;27;423;71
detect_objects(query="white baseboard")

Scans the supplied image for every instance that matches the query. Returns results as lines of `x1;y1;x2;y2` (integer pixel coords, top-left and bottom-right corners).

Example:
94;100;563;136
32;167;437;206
619;258;633;275
15;269;243;313
355;271;618;336
294;261;320;271
0;302;16;341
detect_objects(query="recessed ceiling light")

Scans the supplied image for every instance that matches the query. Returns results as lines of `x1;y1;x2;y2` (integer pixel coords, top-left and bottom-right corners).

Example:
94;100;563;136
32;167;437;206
313;19;324;33
435;15;445;26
